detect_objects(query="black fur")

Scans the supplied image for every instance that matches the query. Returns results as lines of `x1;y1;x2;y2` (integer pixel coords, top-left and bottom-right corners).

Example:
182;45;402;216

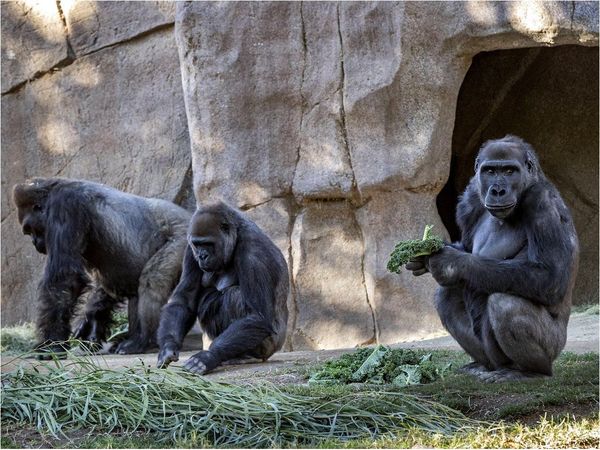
407;136;579;382
13;177;191;357
157;202;289;375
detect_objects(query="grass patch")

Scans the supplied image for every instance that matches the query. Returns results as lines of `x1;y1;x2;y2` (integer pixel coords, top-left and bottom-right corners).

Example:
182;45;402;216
1;353;476;448
2;414;597;449
402;351;599;421
312;415;599;448
1;350;597;448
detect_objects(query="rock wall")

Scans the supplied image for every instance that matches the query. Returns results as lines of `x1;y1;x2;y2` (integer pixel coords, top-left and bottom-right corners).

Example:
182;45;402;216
1;1;598;350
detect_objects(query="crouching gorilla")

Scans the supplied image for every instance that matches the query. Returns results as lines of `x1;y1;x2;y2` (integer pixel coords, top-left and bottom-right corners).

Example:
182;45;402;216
13;177;191;356
407;135;579;382
157;202;289;375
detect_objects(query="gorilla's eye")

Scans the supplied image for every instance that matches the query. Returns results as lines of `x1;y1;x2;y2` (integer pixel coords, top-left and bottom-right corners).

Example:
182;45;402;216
505;169;514;175
33;204;42;212
485;168;495;175
220;223;230;232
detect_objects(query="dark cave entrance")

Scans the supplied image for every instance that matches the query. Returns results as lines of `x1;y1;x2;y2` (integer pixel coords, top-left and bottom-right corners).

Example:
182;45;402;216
437;45;599;305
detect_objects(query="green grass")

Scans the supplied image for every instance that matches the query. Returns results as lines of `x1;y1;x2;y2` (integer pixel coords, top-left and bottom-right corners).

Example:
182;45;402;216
1;333;597;448
401;351;599;421
1;351;477;448
3;415;597;449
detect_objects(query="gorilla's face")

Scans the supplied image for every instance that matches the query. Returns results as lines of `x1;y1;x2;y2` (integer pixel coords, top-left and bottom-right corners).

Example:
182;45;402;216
476;143;531;220
14;188;47;254
188;210;236;272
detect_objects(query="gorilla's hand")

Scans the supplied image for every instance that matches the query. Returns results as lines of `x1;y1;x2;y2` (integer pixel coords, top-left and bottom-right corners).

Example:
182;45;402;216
157;344;179;369
427;245;466;286
184;350;219;375
406;256;429;276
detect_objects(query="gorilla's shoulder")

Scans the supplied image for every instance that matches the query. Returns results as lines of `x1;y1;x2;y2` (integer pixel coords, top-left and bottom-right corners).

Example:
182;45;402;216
519;178;571;224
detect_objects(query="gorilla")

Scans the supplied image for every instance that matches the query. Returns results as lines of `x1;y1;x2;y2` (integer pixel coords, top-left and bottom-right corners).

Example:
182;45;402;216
407;135;579;382
157;202;289;375
13;177;191;356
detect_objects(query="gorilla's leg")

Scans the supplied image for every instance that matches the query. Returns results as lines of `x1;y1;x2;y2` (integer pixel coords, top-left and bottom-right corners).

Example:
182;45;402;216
116;238;187;354
186;287;273;374
480;293;567;382
435;286;492;374
73;286;119;346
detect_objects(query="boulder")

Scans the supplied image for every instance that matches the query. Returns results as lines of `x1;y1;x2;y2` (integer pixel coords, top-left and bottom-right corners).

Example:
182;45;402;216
176;1;303;207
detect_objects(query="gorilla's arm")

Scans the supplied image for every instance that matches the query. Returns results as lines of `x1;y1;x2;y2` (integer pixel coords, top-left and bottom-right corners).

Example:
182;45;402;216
37;191;91;346
427;185;576;306
157;246;204;367
233;233;278;327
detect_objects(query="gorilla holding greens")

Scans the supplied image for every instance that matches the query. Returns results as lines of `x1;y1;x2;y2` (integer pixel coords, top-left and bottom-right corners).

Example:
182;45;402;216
407;135;579;382
157;202;289;375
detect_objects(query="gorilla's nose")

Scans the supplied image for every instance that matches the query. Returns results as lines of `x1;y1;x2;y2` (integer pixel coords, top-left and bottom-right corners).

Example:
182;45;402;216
490;185;506;197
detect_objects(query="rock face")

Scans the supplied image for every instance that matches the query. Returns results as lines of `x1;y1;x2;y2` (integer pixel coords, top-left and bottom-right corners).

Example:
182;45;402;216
1;2;190;326
177;1;598;350
1;1;69;93
1;1;598;350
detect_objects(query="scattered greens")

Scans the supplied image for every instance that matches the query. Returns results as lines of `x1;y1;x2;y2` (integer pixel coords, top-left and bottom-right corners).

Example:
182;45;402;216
1;353;475;447
387;224;444;274
309;345;452;387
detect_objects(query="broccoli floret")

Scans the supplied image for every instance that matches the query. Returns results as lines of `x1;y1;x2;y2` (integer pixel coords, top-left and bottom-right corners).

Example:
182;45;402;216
386;225;444;274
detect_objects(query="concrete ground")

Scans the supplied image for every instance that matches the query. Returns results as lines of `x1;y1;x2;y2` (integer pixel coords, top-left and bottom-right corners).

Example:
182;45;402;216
2;313;597;382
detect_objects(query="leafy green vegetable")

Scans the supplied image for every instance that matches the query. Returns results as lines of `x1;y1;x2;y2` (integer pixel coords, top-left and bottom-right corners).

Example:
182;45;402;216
309;345;452;387
387;224;444;274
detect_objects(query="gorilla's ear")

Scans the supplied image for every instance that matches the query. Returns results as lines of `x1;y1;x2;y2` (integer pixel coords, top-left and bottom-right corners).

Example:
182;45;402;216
474;156;480;172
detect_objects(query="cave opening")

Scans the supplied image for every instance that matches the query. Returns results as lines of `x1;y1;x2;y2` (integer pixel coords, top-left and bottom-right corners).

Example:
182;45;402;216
437;45;599;305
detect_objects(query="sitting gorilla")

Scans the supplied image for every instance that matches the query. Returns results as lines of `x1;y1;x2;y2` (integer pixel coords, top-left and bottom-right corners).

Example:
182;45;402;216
157;202;289;375
13;177;191;356
407;135;579;382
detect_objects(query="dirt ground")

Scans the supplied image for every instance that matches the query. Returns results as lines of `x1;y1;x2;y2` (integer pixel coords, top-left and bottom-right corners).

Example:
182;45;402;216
2;312;596;383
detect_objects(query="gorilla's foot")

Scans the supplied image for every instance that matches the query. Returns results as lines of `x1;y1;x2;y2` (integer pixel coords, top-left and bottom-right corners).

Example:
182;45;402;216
477;368;549;383
115;338;150;355
458;362;490;376
184;350;219;375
